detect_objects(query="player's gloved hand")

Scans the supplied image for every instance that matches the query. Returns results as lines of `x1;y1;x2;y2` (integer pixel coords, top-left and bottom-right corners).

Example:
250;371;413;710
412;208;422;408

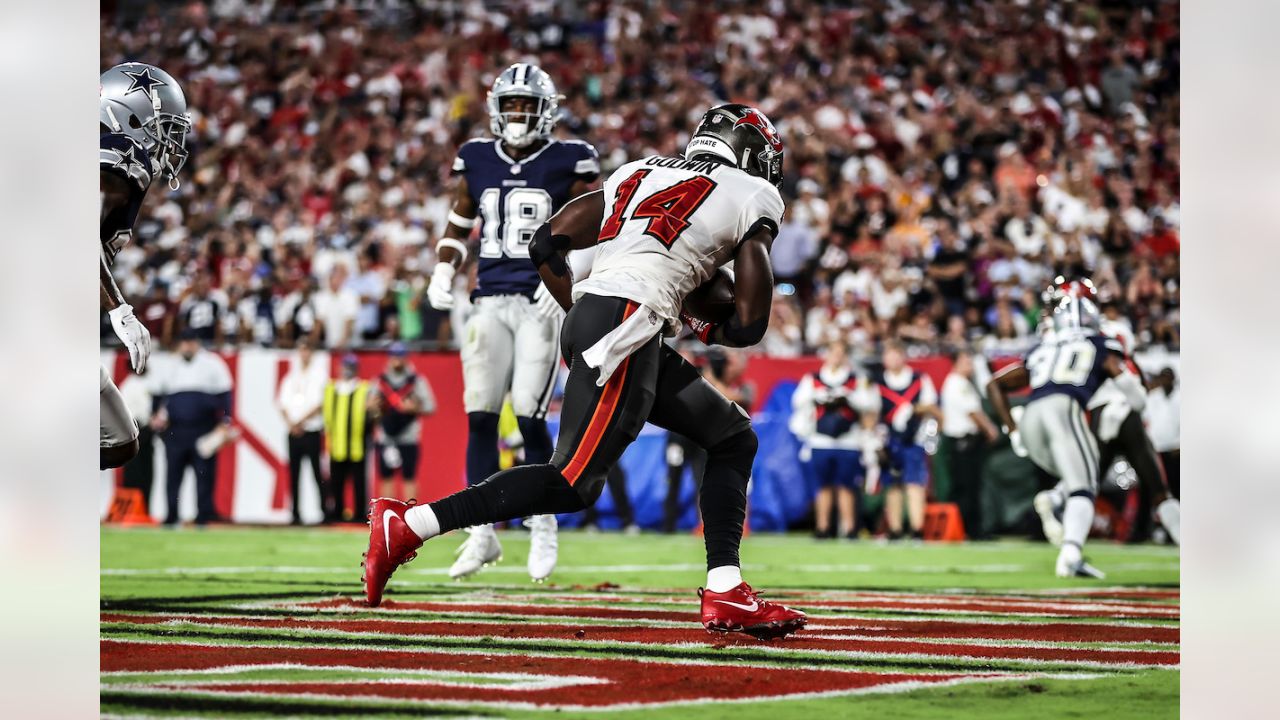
532;282;563;321
426;262;457;311
109;303;152;374
679;310;718;345
1007;427;1029;458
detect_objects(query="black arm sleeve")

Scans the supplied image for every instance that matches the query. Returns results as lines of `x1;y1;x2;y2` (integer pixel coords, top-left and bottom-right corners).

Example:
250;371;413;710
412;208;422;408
529;223;571;276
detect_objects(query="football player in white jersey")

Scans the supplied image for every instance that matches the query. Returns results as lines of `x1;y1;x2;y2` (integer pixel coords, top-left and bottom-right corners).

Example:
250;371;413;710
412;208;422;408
1035;279;1180;545
988;293;1148;577
424;64;600;582
364;104;806;639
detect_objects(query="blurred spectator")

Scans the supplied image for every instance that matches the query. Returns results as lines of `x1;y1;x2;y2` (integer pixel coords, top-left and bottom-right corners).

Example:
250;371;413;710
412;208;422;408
313;266;360;350
177;271;226;344
940;349;999;539
324;354;373;522
1144;367;1180;499
663;430;707;534
789;339;880;539
100;0;1180;357
873;340;941;540
136;281;177;350
277;337;328;525
370;343;436;498
151;332;235;526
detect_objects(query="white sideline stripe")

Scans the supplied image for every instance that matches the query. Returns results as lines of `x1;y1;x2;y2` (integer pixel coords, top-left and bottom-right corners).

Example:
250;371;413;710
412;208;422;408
109;610;1176;651
241;603;1179;634
102;663;607;691
100;671;1114;713
100;561;1179;576
103;637;992;676
271;596;1177;619
106;618;1176;670
117;604;1177;638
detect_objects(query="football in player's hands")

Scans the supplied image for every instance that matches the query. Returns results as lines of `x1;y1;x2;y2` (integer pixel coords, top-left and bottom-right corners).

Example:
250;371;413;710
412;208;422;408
681;268;736;325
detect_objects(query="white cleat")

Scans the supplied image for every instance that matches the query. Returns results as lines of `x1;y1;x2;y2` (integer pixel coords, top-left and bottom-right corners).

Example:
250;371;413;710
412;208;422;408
1156;498;1181;546
1034;490;1065;547
449;524;502;580
1055;543;1105;579
525;514;559;583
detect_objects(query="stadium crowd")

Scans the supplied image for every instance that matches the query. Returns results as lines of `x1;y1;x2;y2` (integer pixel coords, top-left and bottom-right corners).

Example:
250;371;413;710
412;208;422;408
101;0;1180;362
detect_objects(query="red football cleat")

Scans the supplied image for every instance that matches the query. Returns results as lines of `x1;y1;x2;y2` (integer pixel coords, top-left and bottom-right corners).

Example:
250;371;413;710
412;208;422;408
362;498;425;607
700;582;807;640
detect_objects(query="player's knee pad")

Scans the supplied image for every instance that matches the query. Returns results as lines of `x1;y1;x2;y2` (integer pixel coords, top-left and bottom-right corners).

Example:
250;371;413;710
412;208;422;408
705;427;758;478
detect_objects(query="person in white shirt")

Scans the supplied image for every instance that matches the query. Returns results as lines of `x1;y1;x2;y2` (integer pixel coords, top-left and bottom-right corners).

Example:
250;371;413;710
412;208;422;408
939;350;999;539
312;265;360;349
277;338;330;525
1144;368;1180;499
151;331;236;526
789;339;881;539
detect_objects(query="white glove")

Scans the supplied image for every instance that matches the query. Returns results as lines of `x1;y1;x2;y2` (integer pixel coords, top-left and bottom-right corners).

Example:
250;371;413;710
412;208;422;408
426;262;457;311
533;282;563;321
109;303;152;374
1008;428;1029;458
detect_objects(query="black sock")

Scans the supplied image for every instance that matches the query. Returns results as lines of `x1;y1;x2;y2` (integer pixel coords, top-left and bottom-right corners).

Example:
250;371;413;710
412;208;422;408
699;430;756;570
465;412;500;486
429;464;586;534
516;416;554;465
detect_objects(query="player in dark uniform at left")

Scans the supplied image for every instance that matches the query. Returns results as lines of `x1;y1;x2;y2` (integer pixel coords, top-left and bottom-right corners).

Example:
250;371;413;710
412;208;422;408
99;62;191;469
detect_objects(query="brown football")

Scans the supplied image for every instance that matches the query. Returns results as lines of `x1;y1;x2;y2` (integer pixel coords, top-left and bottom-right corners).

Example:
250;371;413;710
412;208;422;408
682;268;736;324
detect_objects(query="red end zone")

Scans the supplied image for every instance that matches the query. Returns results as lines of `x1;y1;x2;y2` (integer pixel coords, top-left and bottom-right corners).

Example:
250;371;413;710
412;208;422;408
102;640;972;708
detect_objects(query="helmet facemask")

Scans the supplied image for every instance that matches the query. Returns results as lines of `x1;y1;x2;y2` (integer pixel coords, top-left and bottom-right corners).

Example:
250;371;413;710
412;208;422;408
488;93;556;149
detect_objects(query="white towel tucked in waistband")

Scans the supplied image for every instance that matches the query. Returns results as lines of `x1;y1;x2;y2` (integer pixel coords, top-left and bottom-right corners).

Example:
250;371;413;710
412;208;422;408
581;303;664;386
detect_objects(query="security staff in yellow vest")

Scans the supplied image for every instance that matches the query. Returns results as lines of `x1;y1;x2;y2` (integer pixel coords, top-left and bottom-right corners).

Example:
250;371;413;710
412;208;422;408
324;354;372;522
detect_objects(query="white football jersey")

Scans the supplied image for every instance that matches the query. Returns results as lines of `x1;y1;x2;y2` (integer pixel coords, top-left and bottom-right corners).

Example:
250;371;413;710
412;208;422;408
573;155;785;330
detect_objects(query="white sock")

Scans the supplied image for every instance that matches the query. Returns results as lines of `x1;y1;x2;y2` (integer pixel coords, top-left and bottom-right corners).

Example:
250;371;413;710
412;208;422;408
706;565;743;593
404;504;440;540
1156;498;1181;545
1062;495;1094;549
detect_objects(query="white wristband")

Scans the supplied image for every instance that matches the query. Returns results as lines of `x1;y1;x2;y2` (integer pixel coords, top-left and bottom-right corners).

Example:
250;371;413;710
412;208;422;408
447;211;477;229
436;238;469;264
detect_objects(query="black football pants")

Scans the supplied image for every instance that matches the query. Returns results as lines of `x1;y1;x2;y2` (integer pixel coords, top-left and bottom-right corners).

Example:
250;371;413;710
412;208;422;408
430;293;757;569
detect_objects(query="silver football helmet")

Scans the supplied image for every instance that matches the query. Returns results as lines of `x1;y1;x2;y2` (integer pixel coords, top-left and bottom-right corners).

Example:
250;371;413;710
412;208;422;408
486;63;560;149
1048;293;1101;333
100;62;191;189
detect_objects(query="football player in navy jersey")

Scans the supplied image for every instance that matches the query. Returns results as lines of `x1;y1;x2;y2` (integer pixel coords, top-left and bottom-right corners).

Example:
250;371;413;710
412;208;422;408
987;294;1148;578
99;62;191;469
422;63;600;582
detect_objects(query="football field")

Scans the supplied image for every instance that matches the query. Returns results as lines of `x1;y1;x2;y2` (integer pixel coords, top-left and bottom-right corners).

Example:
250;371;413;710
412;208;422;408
101;526;1179;719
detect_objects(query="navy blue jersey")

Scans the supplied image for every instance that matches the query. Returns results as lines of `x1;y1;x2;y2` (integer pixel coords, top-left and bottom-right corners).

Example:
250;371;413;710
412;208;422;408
873;369;931;440
813;374;863;438
451;138;600;298
1025;331;1125;406
100;133;153;262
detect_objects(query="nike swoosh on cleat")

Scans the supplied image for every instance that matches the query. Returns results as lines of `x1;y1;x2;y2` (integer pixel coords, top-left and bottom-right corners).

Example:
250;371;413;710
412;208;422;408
382;509;401;559
713;599;759;612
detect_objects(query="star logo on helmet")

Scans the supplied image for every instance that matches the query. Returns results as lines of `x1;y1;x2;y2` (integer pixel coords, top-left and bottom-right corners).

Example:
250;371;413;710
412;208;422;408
734;109;783;152
115;143;140;169
122;66;165;96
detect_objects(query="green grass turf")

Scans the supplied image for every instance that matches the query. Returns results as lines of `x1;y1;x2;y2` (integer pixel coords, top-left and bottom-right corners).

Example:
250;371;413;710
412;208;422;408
101;526;1179;719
